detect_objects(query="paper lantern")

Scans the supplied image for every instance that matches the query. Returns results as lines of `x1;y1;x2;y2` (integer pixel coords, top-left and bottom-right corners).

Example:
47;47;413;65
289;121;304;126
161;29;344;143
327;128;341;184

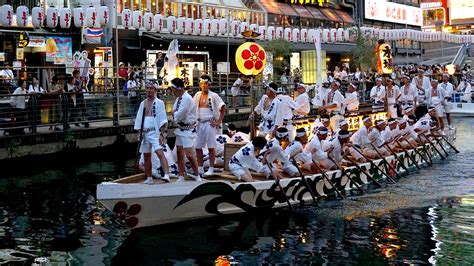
185;18;194;34
194;19;203;35
0;5;14;27
284;28;292;41
177;17;185;34
258;25;267;41
322;29;329;42
166;15;176;32
210;19;219;35
240;21;249;34
46;7;59;28
31;7;43;28
337;28;344;42
249;23;257;33
291;28;299;43
376;43;393;74
153;14;163;32
143;12;153;31
133;11;143;29
85;7;97;28
73;7;85;28
202;18;211;35
301;29;308;43
235;42;266;76
344;29;350;42
276;27;284;39
219;18;227;35
267;26;275;40
308;29;316;43
16;6;29;27
121;9;131;28
59;8;72;29
98;6;109;26
230;20;239;36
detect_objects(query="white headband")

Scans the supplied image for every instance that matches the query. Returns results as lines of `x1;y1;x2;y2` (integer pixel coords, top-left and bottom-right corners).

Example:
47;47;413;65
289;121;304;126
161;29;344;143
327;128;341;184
376;120;385;126
363;117;371;123
388;120;397;125
339;120;348;126
321;118;329;123
318;128;328;135
200;78;211;84
398;118;407;124
296;131;306;137
428;106;436;112
338;131;350;138
170;83;183;90
276;130;288;138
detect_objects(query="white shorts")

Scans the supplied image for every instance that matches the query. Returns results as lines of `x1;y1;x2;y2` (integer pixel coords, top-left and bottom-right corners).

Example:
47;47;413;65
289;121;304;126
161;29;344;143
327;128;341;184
443;101;452;113
195;122;217;149
434;104;444;118
139;131;162;153
329;114;343;132
229;162;249;180
231;87;240;97
387;104;398;118
175;134;195;148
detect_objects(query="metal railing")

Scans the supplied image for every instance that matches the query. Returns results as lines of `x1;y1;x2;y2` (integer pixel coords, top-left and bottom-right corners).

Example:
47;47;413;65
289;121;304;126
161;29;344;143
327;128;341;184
452;43;468;66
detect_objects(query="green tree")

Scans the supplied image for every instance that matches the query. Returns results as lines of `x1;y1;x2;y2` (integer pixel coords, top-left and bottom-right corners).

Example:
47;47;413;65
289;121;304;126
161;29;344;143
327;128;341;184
351;28;379;72
263;39;292;77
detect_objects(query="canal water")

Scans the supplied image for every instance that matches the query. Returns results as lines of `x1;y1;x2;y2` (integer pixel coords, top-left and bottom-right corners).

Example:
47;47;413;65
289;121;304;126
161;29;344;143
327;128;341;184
1;118;473;265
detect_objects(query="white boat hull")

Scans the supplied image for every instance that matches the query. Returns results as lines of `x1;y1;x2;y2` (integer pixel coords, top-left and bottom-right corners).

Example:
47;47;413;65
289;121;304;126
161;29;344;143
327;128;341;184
451;102;474;117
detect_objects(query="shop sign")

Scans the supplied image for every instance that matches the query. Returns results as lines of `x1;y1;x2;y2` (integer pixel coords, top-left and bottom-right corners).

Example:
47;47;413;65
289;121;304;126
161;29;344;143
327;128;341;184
365;0;423;26
420;2;442;9
27;36;46;47
376;43;393;74
12;61;21;70
45;36;72;64
18;31;29;48
287;0;328;6
16;48;24;60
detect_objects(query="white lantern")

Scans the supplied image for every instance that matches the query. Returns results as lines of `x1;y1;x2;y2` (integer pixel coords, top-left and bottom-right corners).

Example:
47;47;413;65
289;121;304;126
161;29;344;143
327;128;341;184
16;6;29;27
276;27;284;39
331;28;338;42
322;29;329;42
267;26;275;40
249;23;257;33
143;12;153;31
337;28;344;42
185;18;194;34
259;25;266;40
308;29;315;42
219;18;227;35
0;5;14;27
153;14;163;32
177;17;185;34
59;8;72;29
210;19;219;35
133;11;143;29
98;6;109;26
240;21;248;34
85;7;97;28
344;29;350;42
167;15;176;33
31;7;44;28
283;28;292;41
46;7;59;28
202;18;211;35
300;29;308;43
230;20;239;36
73;8;85;28
194;19;203;35
121;9;132;28
292;28;300;43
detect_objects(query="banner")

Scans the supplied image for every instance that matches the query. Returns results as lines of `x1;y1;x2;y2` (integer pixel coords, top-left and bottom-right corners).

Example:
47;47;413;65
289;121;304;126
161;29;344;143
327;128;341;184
313;32;322;87
45;36;73;64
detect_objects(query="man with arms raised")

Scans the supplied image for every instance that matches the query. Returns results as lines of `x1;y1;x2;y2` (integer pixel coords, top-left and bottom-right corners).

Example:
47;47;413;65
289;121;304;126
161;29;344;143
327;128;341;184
170;78;200;182
135;82;170;184
193;74;226;177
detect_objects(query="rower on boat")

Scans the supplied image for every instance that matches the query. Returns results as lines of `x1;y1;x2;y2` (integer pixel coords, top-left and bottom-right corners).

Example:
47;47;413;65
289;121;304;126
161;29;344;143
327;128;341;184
276;90;298;141
304;126;335;170
224;123;250;143
170;78;201;182
322;129;352;167
310;114;331;140
254;82;281;138
260;127;298;178
228;136;267;182
367;119;391;158
414;106;438;143
350;115;373;161
135;82;170;184
193;74;227;177
285;128;309;165
382;118;403;152
397;116;419;148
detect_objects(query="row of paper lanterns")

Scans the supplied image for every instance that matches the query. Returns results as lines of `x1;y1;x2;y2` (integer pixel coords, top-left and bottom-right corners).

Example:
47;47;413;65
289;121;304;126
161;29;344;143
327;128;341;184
1;4;473;44
0;5;109;28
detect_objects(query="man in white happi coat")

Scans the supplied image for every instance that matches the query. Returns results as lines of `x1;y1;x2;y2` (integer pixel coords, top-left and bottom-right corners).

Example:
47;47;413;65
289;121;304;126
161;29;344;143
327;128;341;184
285;128;310;170
426;80;445;130
414;107;438;143
395;117;416;149
303;126;334;170
193;75;227;177
382;118;399;143
412;69;431;118
320;80;345;132
438;74;454;129
322;129;352;167
370;78;386;109
254;82;281;138
170;78;201;181
311;84;326;109
139;141;179;179
367;120;391;159
135;82;170;184
399;75;418;116
344;83;359;114
457;77;472;103
260;127;298;178
225;123;250;143
276;91;298;141
350;115;373;161
385;78;401;119
294;83;310;117
228;136;267;182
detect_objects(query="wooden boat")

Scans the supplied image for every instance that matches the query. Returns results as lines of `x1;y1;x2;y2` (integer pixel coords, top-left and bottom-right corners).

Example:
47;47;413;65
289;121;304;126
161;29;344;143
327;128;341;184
96;131;456;229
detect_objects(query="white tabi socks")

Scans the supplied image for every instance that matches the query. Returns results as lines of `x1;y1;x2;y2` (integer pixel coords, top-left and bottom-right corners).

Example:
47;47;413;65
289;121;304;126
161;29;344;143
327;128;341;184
204;167;214;176
144;177;154;185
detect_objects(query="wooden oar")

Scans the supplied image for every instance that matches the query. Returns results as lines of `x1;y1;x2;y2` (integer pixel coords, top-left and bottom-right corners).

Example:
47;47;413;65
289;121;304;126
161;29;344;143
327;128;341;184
291;158;319;205
435;132;460;153
309;158;346;199
393;139;422;169
419;133;445;160
397;137;432;166
266;162;293;211
369;142;402;181
352;145;397;184
325;156;365;193
133;107;146;173
383;143;411;173
344;156;383;188
431;133;449;158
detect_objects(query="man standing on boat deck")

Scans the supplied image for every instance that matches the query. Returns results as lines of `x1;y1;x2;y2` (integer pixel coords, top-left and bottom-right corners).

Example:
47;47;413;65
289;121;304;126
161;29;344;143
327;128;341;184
412;69;430;119
193;75;227;177
254;83;281;138
228;136;267;182
311;84;326;110
344;83;359;114
370;78;386;110
320;80;345;132
426;80;445;131
399;75;418;117
170;78;201;182
276;91;298;141
438;74;454;129
294;83;310;117
367;120;391;159
135;82;170;184
385;78;401;119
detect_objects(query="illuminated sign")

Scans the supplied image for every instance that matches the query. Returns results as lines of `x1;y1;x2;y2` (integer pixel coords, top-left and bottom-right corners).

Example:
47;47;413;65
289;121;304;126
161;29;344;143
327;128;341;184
288;0;329;6
376;43;393;75
365;0;423;26
420;2;442;9
18;31;29;48
449;0;474;23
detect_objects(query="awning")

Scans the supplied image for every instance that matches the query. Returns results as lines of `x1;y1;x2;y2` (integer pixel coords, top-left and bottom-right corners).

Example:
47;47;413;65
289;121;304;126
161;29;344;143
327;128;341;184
304;6;327;21
259;0;298;17
291;5;314;19
335;9;355;24
320;8;341;22
221;0;247;8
